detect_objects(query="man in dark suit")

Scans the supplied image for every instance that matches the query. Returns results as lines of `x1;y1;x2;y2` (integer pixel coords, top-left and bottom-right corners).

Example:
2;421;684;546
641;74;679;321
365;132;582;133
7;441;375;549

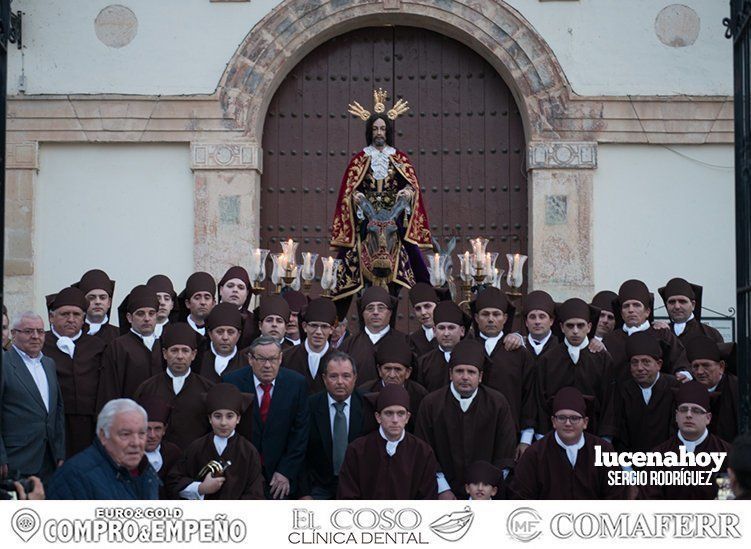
301;350;365;499
1;312;65;483
224;335;309;499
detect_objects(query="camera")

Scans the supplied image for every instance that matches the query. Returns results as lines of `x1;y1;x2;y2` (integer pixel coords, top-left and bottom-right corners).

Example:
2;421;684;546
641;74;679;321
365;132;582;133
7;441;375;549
0;477;34;500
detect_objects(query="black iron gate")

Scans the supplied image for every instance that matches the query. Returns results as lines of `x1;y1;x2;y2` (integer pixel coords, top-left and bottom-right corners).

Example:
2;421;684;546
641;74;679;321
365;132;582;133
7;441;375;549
725;0;751;435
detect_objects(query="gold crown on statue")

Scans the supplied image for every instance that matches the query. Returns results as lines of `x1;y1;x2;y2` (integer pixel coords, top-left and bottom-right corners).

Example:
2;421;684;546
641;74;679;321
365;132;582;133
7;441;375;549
347;88;410;121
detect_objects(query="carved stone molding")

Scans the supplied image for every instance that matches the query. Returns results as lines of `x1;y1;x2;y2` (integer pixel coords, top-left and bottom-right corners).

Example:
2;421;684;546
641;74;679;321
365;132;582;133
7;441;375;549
5;142;39;170
191;142;262;172
528;142;597;170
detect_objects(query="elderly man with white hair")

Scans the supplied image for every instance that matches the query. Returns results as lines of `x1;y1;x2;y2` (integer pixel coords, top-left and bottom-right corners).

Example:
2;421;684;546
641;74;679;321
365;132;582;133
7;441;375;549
46;399;159;499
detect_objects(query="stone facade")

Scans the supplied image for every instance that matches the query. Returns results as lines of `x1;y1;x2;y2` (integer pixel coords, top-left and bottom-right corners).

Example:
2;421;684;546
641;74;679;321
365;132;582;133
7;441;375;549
4;0;734;310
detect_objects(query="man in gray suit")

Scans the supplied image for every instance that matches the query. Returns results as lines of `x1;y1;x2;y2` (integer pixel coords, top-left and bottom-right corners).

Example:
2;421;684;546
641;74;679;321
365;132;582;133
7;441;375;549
1;312;65;483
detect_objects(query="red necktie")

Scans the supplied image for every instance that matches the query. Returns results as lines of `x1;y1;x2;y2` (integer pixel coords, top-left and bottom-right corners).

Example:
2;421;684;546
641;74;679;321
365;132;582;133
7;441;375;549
260;383;272;423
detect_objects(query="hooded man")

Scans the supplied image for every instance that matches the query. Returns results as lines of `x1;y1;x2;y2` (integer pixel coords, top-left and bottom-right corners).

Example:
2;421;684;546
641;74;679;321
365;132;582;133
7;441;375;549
97;285;164;409
639;381;730;499
43;286;106;456
535;298;617;439
337;384;438;499
602;279;690;380
510;387;625;500
217;266;258;350
133;323;214;450
407;283;440;359
146;274;178;339
656;278;723;343
339;286;409;384
281;297;337;394
590;290;618;341
73;269;119;344
685;336;738;443
416;300;469;393
415;339;516;499
471;288;537;460
614;331;679;452
197;302;245;384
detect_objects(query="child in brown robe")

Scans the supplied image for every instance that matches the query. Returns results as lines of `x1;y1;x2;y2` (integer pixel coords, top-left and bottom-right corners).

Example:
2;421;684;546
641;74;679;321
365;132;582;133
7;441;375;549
166;383;264;499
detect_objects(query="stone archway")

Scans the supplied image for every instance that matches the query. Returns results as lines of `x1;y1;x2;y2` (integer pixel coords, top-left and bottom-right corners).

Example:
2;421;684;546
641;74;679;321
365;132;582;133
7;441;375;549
205;0;596;298
219;0;571;143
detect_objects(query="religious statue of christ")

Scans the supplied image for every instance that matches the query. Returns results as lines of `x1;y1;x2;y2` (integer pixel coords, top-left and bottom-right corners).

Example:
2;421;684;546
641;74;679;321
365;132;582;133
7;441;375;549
328;89;433;311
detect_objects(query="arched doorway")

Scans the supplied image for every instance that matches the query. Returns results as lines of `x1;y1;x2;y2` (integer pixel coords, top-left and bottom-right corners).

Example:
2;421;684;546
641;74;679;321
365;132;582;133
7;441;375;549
260;26;527;328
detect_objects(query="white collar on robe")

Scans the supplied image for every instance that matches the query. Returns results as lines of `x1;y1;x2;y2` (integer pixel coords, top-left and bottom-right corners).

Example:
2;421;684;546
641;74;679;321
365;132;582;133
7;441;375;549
213;431;235;456
187;316;206;336
639;372;661;405
166;367;190;394
305;339;329;379
677;428;709;453
154;319;169;339
480;331;504;355
450;383;478;413
673;313;695;337
378;426;406;456
623;320;650;336
211;342;237;377
439;345;452;363
131;328;156;350
145;445;163;472
422;325;434;342
564;337;589;365
527;331;552;356
86;314;108;336
365;325;390;345
52;327;82;358
554;431;585;467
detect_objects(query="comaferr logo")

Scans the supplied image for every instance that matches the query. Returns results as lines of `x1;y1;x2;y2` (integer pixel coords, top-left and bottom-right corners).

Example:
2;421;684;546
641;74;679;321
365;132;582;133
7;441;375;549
429;507;475;542
506;508;542;542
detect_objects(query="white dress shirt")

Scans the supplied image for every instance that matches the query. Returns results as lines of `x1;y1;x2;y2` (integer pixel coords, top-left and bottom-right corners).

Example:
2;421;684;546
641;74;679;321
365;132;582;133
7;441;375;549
422;325;434;342
154;319;169;339
254;374;276;403
13;346;50;412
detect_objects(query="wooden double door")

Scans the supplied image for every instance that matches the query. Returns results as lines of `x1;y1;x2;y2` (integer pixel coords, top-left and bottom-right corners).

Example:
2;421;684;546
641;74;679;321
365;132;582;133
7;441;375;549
261;26;527;330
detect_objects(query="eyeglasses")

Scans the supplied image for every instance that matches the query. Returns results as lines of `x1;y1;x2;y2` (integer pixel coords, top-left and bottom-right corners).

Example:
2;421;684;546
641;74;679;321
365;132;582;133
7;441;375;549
306;323;331;332
12;329;45;336
677;405;707;415
251;354;281;365
553;414;584;424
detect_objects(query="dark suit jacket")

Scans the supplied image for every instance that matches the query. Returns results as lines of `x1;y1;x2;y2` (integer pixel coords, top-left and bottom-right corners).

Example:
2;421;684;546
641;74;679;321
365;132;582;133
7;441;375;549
302;390;366;497
0;348;65;476
223;366;310;492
